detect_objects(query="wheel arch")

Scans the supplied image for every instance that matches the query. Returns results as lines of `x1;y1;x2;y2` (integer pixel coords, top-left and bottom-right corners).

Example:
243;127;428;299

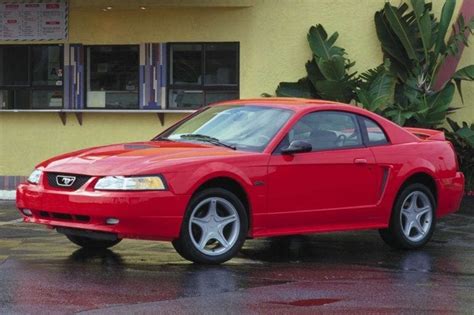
191;176;252;233
397;172;438;207
380;171;438;249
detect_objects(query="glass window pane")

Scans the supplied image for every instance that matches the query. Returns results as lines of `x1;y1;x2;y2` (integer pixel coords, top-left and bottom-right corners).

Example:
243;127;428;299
32;46;63;86
205;43;237;85
0;89;29;109
0;90;11;109
87;46;139;109
0;45;64;109
31;90;63;109
15;89;30;109
163;105;293;152
106;91;139;109
169;89;204;109
363;117;388;145
205;91;238;105
287;111;362;151
171;44;202;85
167;43;239;109
0;46;29;86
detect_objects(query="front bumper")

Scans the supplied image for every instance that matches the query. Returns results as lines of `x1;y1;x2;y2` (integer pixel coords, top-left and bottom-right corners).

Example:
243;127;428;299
16;182;190;241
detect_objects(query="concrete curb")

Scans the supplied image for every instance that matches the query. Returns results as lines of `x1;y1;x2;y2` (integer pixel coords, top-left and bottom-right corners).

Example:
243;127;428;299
0;190;15;201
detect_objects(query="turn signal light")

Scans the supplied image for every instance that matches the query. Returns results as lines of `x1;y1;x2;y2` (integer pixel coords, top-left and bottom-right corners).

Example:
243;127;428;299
105;218;119;225
22;209;33;216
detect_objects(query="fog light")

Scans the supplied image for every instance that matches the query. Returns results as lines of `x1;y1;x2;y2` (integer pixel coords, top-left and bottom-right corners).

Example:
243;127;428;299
22;209;33;216
105;218;119;225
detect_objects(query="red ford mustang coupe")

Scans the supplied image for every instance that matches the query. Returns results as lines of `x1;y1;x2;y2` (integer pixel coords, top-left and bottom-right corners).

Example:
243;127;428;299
17;98;464;264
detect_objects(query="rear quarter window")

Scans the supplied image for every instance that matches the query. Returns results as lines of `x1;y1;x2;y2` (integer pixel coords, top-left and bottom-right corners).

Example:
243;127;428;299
361;116;389;146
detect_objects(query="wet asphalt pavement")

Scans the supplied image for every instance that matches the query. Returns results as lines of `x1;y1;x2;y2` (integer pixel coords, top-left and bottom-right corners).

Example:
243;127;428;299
1;200;474;314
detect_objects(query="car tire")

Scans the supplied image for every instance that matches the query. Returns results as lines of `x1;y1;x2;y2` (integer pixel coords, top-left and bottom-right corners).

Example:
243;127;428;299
66;234;122;249
173;188;248;264
171;238;193;261
379;183;436;249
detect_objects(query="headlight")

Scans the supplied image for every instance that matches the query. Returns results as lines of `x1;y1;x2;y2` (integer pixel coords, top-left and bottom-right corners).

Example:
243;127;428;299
94;175;167;191
27;169;43;184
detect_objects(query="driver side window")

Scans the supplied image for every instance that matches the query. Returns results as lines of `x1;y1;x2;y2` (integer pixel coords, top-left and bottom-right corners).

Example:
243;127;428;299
277;111;363;152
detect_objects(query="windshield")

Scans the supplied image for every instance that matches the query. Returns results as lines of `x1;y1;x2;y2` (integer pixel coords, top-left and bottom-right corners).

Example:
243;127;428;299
157;105;293;152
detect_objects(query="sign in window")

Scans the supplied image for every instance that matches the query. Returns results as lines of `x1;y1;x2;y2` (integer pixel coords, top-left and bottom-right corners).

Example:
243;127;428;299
0;1;67;41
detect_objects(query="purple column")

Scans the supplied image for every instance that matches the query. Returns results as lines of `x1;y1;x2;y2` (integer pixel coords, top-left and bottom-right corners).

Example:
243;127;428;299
434;0;474;90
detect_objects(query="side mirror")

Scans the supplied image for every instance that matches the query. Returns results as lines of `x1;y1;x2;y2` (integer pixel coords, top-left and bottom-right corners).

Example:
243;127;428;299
281;140;312;155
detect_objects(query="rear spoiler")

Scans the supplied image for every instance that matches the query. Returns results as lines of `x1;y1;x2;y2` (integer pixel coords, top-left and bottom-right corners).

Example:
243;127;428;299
404;127;446;141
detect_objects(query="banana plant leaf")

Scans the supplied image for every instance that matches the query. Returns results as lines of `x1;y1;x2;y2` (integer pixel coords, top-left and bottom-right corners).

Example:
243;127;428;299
316;55;346;81
453;65;474;102
457;128;474;147
427;82;455;114
374;10;411;73
314;80;354;103
411;0;433;61
307;25;343;60
446;117;460;131
276;78;315;98
356;61;396;112
433;0;456;57
412;83;455;127
447;118;474;147
383;3;420;62
384;107;416;126
305;58;324;88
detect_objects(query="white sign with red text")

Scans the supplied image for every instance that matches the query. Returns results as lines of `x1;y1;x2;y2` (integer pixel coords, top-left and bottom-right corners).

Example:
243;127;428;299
0;1;67;40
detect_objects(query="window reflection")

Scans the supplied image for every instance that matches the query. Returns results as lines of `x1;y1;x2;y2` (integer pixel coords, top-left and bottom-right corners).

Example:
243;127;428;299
32;46;62;86
205;43;238;85
168;43;239;109
86;45;139;109
0;45;63;109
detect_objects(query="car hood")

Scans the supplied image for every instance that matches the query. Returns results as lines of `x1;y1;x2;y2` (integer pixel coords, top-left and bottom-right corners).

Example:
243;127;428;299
39;141;251;176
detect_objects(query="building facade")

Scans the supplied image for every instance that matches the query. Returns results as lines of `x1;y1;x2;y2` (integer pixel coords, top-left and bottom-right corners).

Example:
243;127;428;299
0;0;472;192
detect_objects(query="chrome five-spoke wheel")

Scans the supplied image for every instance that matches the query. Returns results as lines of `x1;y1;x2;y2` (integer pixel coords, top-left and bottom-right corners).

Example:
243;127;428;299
172;188;248;264
379;183;436;249
189;197;240;256
400;191;433;242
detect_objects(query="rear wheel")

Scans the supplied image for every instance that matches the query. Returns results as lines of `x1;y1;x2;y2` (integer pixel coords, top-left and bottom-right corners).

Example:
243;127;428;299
379;183;436;249
173;188;248;264
66;234;122;249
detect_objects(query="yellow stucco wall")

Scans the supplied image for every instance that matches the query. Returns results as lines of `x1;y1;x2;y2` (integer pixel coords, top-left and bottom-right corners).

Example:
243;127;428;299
0;0;472;176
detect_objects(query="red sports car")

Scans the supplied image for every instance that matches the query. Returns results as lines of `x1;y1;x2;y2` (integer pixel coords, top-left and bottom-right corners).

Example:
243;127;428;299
17;98;465;264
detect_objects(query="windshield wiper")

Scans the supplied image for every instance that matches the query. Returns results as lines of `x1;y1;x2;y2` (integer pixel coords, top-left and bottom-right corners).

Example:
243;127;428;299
180;134;236;150
153;136;174;142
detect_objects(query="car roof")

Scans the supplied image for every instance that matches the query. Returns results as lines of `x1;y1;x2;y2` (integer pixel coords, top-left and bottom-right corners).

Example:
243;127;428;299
213;98;421;145
211;97;419;143
213;97;369;115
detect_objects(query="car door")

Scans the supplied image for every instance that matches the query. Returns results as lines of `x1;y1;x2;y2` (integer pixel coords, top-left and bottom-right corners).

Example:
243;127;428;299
266;110;381;233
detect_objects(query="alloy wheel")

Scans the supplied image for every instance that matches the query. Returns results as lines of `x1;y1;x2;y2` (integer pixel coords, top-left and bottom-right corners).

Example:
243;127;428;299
188;197;240;256
399;191;433;242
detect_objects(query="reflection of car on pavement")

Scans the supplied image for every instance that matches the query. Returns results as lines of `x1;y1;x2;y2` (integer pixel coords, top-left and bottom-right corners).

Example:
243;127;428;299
16;98;464;264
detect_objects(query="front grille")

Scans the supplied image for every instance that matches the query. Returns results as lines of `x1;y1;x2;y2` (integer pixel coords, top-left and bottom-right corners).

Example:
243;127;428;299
52;212;73;220
39;210;90;223
46;172;91;190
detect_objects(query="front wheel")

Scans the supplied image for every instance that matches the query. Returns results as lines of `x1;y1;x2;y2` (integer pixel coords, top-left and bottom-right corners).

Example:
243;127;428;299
379;183;436;249
66;234;122;249
173;188;248;264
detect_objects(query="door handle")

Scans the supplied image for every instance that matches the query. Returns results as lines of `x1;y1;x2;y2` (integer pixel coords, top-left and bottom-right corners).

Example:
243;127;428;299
354;158;368;165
